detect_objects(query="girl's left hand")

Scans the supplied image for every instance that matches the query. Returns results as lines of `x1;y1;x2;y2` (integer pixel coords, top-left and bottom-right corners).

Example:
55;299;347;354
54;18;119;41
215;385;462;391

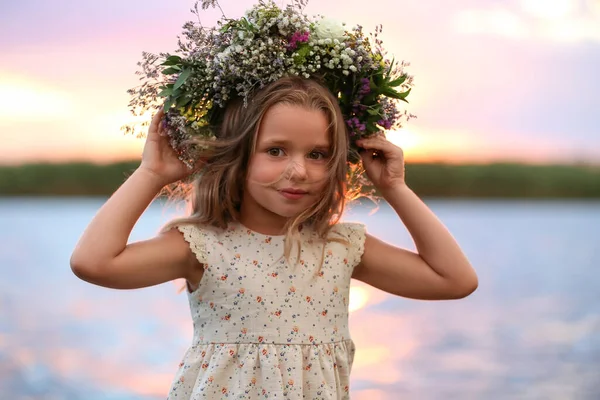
356;134;406;192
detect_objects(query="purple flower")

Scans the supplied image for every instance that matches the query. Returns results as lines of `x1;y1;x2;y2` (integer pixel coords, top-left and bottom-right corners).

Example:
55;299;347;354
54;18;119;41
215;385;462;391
287;31;310;51
346;117;367;134
378;119;392;130
358;78;370;96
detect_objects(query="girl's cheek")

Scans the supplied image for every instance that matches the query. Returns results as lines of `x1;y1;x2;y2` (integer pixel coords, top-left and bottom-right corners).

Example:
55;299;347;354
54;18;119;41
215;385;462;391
308;163;329;177
251;160;287;179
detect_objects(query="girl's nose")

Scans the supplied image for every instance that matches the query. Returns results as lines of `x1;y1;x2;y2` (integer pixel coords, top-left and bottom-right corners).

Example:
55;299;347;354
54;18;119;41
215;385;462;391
285;158;308;181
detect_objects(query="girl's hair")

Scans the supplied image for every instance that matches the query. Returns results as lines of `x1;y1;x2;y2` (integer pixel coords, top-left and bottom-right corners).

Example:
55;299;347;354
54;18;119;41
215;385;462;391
161;76;349;259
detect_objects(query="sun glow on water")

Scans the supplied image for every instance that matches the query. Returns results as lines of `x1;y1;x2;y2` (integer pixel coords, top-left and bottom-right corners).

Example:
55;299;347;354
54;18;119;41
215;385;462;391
349;286;369;312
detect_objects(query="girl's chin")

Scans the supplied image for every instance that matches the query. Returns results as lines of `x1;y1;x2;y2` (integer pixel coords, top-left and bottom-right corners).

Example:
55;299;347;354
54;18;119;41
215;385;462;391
269;203;313;219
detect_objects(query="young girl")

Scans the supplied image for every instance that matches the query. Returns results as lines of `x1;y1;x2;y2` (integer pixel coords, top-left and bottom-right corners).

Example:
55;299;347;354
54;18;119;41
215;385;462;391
71;76;477;399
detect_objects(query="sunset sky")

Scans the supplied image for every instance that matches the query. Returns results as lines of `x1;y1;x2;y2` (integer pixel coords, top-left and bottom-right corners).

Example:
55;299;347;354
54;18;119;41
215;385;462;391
1;0;599;165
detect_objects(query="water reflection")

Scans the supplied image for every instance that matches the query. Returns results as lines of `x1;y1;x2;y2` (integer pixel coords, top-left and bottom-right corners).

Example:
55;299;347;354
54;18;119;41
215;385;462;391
0;198;599;399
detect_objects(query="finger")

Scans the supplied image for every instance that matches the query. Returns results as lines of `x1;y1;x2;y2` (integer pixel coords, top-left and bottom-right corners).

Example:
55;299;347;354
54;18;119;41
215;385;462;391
359;150;376;168
356;136;398;154
148;108;165;137
359;141;384;164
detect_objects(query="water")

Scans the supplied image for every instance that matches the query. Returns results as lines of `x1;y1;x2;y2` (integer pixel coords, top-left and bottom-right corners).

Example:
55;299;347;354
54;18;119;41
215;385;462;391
0;198;599;399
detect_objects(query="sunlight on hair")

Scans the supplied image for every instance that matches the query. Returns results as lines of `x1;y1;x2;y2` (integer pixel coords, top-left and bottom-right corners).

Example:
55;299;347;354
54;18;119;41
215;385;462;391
348;286;369;312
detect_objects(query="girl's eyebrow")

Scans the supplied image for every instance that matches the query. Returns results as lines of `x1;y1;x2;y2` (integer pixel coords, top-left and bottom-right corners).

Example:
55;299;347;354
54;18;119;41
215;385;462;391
261;139;290;146
261;138;330;148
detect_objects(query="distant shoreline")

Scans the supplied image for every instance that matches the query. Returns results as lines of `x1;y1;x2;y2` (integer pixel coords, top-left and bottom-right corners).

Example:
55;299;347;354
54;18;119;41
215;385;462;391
1;161;599;198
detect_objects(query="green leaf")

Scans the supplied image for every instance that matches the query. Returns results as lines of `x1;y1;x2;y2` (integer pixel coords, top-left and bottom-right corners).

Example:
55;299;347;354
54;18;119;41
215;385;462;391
372;72;383;87
366;108;381;116
366;121;379;132
176;95;193;108
362;93;378;104
388;74;407;87
220;19;237;33
162;67;181;75
397;88;411;100
162;55;182;66
384;57;395;79
173;69;192;90
381;87;400;98
369;76;377;90
381;87;412;100
293;43;311;64
158;87;173;97
367;111;382;122
163;97;175;111
240;17;256;32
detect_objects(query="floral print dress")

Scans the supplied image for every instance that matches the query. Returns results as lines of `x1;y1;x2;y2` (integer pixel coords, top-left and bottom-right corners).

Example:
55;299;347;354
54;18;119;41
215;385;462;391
168;221;366;399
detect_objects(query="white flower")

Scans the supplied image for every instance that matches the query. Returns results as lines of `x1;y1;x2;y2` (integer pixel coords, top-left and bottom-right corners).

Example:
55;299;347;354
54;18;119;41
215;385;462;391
313;18;346;41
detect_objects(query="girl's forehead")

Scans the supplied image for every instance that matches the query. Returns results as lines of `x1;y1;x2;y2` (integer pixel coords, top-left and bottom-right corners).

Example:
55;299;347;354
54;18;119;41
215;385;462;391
258;104;330;146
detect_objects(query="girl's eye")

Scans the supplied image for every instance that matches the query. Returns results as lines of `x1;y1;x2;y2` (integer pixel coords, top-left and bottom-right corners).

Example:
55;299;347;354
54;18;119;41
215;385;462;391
267;148;285;157
308;151;327;160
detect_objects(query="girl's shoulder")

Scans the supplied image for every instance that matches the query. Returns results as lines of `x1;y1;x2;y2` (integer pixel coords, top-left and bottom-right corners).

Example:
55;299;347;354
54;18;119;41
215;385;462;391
324;221;367;268
175;221;219;239
173;222;225;264
328;221;366;242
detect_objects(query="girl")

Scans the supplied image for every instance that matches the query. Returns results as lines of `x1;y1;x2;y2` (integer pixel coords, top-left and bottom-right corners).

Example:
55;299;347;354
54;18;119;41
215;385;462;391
71;77;477;399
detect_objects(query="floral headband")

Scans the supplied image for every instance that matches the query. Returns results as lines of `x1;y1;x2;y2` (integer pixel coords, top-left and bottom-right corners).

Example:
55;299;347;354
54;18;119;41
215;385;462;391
123;0;414;182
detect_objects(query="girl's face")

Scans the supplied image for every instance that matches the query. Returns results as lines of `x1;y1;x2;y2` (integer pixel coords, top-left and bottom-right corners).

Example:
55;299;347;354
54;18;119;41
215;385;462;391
241;103;331;232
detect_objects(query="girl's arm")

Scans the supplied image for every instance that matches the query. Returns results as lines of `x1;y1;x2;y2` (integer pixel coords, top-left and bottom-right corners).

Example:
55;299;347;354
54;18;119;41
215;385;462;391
70;109;203;290
351;135;478;300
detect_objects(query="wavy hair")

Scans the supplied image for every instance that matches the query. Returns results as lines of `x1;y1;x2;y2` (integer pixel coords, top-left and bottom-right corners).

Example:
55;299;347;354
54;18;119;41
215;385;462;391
161;76;350;260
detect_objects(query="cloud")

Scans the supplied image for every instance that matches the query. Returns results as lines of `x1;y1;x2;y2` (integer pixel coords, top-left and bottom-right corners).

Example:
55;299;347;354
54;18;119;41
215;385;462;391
1;0;599;165
453;7;531;39
452;0;600;42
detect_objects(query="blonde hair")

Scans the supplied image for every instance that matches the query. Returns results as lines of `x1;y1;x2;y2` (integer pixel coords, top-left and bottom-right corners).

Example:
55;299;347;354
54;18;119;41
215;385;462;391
162;76;350;259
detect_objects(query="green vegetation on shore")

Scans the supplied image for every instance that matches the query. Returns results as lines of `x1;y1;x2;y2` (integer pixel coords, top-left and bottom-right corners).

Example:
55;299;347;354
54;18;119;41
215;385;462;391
0;161;599;198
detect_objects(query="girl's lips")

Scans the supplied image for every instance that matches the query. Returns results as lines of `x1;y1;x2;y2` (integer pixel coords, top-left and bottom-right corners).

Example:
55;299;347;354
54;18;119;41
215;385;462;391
280;188;308;194
279;188;308;200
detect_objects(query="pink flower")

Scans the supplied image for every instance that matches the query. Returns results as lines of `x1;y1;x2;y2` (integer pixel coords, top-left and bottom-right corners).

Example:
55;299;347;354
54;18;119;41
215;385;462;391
287;31;310;50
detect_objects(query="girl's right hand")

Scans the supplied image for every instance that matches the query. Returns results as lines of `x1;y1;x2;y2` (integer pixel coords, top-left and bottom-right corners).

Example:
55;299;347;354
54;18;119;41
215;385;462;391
139;108;194;185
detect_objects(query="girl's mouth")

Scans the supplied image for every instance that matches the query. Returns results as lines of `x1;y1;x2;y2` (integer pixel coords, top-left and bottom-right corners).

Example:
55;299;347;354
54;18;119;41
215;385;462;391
279;188;308;200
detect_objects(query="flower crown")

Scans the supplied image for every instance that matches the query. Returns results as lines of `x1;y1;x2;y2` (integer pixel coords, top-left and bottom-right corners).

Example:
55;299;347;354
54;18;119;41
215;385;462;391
123;0;414;183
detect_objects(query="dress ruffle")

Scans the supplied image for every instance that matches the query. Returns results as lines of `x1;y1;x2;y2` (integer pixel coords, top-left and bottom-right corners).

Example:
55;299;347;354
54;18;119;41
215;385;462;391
169;340;355;399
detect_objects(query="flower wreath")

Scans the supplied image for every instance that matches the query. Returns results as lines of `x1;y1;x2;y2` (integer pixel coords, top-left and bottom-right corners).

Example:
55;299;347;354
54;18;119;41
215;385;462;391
123;0;415;194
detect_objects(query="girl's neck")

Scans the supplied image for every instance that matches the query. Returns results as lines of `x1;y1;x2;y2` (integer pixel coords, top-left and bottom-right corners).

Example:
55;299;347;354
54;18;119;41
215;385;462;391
238;204;290;236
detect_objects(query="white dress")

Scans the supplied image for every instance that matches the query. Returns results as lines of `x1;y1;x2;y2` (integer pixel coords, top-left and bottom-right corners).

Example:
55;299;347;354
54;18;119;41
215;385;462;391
168;221;366;399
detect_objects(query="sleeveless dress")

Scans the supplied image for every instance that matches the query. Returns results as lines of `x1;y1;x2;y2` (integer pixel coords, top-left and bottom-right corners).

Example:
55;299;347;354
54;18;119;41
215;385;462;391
168;221;366;399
